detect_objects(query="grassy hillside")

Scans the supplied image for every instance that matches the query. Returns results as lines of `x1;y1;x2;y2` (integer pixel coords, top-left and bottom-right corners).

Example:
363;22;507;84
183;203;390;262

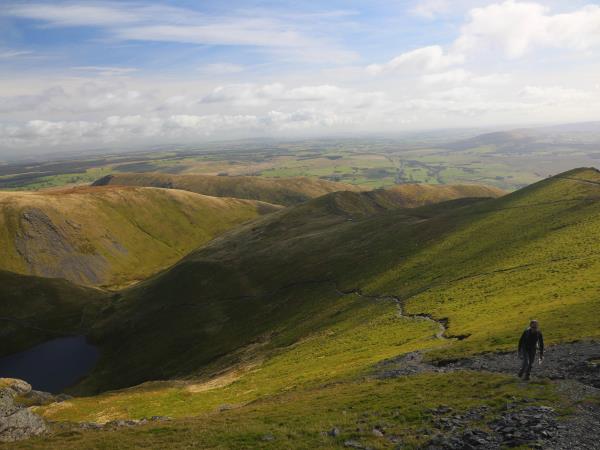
92;172;365;206
0;186;278;288
4;169;599;448
0;270;108;357
62;169;597;390
368;168;600;358
21;373;563;449
382;183;504;207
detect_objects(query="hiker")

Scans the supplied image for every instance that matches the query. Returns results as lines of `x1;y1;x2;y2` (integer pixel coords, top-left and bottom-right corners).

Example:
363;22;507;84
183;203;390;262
518;319;544;380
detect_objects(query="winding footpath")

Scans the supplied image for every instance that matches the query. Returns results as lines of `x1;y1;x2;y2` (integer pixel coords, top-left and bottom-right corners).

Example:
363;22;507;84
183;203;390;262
334;283;600;450
332;284;448;340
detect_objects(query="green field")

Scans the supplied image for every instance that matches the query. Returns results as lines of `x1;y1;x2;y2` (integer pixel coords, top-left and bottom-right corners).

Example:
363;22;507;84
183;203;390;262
3;129;600;192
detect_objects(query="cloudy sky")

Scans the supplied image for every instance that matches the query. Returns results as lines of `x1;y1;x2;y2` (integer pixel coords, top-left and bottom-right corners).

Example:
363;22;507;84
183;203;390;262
1;0;600;155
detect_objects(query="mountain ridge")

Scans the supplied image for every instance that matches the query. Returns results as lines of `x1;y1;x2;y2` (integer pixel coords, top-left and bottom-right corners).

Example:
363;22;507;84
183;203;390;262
92;172;366;206
0;186;279;288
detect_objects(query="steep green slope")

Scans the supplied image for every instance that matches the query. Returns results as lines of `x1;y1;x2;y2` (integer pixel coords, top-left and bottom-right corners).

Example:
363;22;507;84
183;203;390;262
92;172;365;206
0;186;279;288
19;168;599;449
74;169;598;395
368;167;600;358
0;270;108;357
75;189;440;393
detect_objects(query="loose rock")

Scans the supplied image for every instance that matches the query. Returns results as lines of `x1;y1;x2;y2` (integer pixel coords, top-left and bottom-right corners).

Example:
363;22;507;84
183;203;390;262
0;378;47;442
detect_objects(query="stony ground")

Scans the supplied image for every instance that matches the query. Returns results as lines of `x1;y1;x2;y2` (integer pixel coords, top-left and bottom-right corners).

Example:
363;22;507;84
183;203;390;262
441;340;600;388
377;340;600;449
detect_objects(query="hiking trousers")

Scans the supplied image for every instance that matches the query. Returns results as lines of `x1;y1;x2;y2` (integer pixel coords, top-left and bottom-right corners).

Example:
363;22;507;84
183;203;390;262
519;350;536;378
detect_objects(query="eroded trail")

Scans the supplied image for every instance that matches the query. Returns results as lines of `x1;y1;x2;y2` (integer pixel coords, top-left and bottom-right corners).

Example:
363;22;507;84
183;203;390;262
332;284;448;340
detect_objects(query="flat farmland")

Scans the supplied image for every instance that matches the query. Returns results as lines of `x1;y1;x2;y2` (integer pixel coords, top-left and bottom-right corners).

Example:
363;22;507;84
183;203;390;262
2;133;599;191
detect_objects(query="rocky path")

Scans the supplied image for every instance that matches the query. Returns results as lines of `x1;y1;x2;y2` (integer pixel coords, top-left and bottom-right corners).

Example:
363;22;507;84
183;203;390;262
376;340;600;450
440;340;600;388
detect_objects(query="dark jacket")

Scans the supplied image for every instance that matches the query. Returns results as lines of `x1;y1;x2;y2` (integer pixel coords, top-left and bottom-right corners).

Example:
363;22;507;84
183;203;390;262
518;328;544;357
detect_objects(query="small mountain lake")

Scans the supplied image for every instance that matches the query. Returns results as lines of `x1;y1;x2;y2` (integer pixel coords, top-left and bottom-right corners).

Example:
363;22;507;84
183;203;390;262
0;336;99;393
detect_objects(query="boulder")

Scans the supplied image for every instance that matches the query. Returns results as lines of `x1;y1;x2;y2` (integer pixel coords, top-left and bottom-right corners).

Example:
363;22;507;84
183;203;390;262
22;390;56;406
0;378;47;442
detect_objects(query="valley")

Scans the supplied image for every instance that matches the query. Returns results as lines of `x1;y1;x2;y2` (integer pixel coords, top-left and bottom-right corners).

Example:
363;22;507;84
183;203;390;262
1;164;599;449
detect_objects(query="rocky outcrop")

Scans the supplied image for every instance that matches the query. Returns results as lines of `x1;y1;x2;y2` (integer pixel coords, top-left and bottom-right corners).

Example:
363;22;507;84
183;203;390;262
0;378;47;442
22;390;72;406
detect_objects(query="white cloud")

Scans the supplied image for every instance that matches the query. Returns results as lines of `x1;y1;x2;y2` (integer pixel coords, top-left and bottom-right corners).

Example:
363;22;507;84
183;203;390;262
375;1;600;77
197;63;245;75
0;109;357;149
281;85;346;101
116;22;308;48
0;87;68;113
201;83;286;106
5;2;354;63
422;69;471;84
410;0;501;19
455;1;600;58
72;66;138;77
5;3;166;27
0;81;149;114
519;85;589;103
422;69;511;85
0;50;32;58
3;1;600;154
0;80;391;150
411;0;451;19
366;45;464;75
200;83;384;108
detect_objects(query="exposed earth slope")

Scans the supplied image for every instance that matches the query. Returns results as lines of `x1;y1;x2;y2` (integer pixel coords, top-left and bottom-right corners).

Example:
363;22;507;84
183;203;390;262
0;186;278;288
92;172;365;206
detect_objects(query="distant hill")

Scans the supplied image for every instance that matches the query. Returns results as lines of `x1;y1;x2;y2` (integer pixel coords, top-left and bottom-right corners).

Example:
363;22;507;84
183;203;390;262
92;172;364;206
448;129;539;150
449;121;600;151
378;183;504;207
305;183;504;220
0;186;278;288
529;121;600;135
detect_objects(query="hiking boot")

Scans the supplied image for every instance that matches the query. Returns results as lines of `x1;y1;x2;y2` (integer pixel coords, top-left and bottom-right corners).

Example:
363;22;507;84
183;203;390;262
524;374;530;381
518;370;524;378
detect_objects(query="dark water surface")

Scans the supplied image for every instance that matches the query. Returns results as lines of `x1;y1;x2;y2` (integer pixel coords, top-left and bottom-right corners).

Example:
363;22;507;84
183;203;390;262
0;336;99;393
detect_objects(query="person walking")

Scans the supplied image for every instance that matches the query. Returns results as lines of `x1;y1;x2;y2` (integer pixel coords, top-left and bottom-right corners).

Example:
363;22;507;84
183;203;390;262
518;319;544;380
